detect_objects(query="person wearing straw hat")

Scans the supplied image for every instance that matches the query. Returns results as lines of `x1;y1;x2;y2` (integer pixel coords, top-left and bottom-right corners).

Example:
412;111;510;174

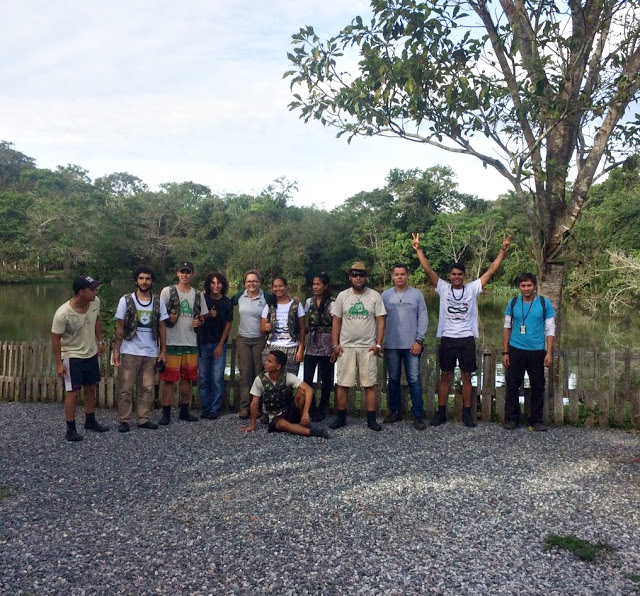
329;261;386;432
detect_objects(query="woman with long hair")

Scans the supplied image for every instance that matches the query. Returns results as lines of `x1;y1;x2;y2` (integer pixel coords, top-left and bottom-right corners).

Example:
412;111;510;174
303;273;335;421
260;276;306;375
198;272;233;419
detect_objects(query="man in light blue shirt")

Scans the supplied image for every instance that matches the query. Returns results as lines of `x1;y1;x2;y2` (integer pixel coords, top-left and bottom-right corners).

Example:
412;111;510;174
381;264;428;430
502;272;556;431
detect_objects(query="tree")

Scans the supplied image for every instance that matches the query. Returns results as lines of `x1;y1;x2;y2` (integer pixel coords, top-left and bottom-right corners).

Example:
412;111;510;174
286;1;640;320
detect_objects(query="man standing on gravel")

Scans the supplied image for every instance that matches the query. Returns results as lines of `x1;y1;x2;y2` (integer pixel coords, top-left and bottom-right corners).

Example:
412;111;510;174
240;350;329;438
381;264;428;430
158;261;207;425
412;232;510;428
51;275;110;442
113;265;169;433
329;261;386;432
502;272;555;431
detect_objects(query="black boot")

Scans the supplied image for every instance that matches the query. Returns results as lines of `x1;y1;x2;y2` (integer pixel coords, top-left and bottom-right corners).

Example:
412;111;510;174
367;411;381;432
329;409;347;429
84;413;109;432
65;420;83;442
462;406;477;428
310;426;330;439
431;405;447;426
179;404;199;422
159;406;171;426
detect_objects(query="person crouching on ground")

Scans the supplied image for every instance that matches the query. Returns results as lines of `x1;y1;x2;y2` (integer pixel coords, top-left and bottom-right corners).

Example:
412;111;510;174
240;350;329;438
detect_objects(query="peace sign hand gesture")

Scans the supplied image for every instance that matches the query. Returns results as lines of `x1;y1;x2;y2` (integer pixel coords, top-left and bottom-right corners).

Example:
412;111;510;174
501;234;511;252
411;232;421;252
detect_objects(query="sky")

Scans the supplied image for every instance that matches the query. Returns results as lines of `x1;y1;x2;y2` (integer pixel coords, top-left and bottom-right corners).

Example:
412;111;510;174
0;0;511;209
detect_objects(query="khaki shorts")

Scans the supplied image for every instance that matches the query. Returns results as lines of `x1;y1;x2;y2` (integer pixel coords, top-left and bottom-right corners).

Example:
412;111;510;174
336;347;378;387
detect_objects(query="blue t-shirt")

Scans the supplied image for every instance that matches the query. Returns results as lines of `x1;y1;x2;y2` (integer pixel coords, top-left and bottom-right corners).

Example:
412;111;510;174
505;295;555;351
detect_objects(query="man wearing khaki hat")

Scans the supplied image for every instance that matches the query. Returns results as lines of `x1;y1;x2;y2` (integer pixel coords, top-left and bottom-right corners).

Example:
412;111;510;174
330;262;386;431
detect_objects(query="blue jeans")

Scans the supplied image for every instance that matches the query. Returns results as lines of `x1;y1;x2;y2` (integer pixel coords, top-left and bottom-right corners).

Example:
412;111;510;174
198;342;227;415
385;349;424;418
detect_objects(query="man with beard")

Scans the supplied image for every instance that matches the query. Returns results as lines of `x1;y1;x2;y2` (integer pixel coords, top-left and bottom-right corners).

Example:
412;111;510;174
51;275;110;442
113;265;169;432
329;261;386;432
412;232;510;428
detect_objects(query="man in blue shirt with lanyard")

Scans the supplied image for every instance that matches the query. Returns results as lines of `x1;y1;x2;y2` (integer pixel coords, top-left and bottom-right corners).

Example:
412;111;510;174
502;272;556;431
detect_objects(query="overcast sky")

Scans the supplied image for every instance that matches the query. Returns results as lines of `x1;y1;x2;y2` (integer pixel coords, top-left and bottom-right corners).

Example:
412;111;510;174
0;0;511;209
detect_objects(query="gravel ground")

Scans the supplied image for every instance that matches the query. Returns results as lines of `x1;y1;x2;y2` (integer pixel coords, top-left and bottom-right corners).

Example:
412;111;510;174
1;402;639;596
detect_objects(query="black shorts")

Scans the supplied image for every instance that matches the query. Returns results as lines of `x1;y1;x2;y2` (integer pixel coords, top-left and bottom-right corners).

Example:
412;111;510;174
438;336;477;373
64;355;101;392
268;402;301;433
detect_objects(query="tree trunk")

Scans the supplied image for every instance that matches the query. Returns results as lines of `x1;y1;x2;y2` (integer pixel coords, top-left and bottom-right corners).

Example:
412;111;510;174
538;262;565;426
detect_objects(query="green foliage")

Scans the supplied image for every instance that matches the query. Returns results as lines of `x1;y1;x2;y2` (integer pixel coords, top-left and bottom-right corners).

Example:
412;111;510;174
544;534;612;562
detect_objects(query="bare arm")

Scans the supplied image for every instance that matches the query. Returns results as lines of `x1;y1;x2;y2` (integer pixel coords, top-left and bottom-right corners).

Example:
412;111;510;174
479;235;511;288
95;318;104;356
412;232;440;287
296;316;306;363
240;395;261;432
158;320;167;359
368;315;386;355
113;319;125;366
502;326;512;369
544;335;555;367
297;381;314;425
330;315;343;363
51;332;65;377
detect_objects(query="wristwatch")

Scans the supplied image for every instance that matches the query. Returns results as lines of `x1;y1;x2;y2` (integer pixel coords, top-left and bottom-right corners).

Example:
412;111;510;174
375;344;382;350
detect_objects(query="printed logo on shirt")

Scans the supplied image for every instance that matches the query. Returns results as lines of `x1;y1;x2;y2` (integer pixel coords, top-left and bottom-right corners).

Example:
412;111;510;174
137;309;152;331
446;300;470;319
180;299;193;317
347;301;370;319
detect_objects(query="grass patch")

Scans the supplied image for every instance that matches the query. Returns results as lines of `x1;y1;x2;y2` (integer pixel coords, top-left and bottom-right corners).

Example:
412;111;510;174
544;533;612;562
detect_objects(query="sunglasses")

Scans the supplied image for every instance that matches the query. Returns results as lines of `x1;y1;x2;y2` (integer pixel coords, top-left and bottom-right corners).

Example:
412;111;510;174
350;271;367;278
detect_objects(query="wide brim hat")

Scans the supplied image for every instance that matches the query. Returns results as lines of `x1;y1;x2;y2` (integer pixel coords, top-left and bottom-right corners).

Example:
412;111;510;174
345;261;370;274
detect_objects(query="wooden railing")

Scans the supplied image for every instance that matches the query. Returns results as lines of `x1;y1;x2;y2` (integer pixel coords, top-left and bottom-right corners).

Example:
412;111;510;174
1;340;639;428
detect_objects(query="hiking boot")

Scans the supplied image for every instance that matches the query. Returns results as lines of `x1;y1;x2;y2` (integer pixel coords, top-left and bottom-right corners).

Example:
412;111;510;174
118;422;131;433
367;412;381;432
431;410;447;427
530;422;548;432
383;411;402;424
84;415;109;432
329;410;347;429
65;429;83;442
502;420;518;430
159;412;171;425
310;426;330;439
179;410;199;422
462;407;477;428
413;417;427;431
238;409;250;419
137;421;159;430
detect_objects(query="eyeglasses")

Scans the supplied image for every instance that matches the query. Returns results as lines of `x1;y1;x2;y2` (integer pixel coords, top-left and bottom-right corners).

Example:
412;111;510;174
350;271;366;278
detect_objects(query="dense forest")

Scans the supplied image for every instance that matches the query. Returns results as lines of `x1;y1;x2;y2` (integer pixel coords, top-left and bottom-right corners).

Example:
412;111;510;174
1;141;639;312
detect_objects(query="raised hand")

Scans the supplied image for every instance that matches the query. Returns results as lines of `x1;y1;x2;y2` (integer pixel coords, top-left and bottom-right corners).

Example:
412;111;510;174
501;234;511;252
411;232;421;251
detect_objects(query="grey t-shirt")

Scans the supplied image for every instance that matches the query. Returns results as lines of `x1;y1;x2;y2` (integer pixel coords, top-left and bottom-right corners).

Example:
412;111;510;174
160;286;207;347
236;290;269;339
381;286;428;350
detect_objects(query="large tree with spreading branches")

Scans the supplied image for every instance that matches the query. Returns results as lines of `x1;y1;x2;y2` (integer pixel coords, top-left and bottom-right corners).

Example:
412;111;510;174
285;0;640;324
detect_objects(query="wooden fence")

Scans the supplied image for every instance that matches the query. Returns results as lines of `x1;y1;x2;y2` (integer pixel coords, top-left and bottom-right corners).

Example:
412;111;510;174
1;340;639;428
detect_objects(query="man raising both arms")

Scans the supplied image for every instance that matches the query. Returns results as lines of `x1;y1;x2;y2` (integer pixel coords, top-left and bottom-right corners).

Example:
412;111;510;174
412;232;510;428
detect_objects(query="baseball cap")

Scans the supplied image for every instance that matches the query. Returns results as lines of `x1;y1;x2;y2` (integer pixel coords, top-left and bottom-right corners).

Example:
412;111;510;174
72;275;102;292
176;261;194;273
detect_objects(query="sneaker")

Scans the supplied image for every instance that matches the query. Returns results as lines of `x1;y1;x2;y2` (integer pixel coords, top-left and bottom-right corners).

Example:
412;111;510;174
158;413;171;426
413;417;426;431
260;413;270;425
65;429;83;442
118;422;131;433
502;420;518;430
383;411;402;424
137;421;159;430
84;419;109;432
530;422;548;432
430;410;447;427
238;409;250;419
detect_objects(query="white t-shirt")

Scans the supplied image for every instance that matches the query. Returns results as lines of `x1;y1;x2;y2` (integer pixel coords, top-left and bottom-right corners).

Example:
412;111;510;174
160;286;208;347
261;300;305;347
435;278;483;338
249;372;302;397
115;293;169;357
51;297;101;359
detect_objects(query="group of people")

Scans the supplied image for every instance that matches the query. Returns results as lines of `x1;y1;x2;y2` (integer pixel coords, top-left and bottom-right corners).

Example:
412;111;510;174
51;234;556;442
